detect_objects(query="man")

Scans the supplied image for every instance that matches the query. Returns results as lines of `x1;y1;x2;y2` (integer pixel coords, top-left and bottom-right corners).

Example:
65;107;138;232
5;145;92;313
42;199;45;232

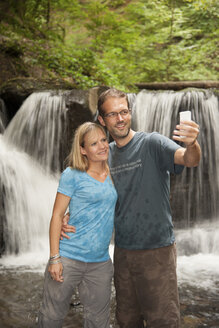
63;88;201;328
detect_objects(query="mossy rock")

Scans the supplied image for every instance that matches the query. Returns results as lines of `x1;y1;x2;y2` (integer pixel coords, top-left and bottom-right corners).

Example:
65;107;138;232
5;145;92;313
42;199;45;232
0;76;75;96
0;77;76;119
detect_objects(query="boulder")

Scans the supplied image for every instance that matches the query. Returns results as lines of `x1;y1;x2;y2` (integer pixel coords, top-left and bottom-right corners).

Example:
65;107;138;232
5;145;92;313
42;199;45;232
63;86;109;159
0;77;76;121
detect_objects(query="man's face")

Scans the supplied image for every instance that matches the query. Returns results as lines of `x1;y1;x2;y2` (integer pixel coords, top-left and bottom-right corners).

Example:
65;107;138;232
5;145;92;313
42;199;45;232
98;97;132;140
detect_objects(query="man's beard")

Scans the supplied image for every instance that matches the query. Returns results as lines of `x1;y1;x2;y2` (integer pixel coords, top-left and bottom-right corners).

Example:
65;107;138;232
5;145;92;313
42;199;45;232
110;124;131;139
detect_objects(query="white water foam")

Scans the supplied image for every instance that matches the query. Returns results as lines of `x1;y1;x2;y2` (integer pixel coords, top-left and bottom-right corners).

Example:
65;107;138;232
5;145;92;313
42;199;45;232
0;135;58;255
178;253;219;290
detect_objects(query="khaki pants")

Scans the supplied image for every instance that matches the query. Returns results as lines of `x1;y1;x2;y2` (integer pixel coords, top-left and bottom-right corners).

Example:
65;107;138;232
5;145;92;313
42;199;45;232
114;244;180;328
38;257;113;328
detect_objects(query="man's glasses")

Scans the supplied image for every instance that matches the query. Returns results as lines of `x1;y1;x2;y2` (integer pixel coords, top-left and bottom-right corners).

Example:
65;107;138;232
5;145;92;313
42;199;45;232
104;109;131;119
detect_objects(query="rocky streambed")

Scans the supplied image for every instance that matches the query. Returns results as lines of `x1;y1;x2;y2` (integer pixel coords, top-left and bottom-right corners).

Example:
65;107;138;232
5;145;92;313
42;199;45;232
0;268;218;328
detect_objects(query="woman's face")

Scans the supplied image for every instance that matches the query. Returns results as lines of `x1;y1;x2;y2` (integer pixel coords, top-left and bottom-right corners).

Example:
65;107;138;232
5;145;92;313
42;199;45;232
80;129;109;164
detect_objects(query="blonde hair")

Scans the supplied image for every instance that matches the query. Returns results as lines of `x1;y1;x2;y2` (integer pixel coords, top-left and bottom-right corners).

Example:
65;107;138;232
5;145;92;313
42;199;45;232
67;122;108;172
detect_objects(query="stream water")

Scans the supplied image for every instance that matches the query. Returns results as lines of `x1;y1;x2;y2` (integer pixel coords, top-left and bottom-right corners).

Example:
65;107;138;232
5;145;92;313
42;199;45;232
0;90;219;327
0;239;219;328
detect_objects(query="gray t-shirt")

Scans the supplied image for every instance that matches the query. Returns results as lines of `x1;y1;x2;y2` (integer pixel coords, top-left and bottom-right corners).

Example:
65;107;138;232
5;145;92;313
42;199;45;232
109;131;184;250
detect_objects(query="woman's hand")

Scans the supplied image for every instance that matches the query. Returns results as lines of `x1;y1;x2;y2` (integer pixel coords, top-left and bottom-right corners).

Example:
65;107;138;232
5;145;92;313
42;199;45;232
48;262;64;282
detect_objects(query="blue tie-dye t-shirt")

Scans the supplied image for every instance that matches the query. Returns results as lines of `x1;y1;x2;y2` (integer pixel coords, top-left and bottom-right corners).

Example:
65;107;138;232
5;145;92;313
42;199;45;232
58;167;117;262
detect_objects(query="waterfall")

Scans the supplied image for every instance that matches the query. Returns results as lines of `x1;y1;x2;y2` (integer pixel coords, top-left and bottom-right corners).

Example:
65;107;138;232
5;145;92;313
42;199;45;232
0;92;68;257
131;89;219;226
0;135;58;256
0;88;218;262
176;222;219;256
4;91;67;174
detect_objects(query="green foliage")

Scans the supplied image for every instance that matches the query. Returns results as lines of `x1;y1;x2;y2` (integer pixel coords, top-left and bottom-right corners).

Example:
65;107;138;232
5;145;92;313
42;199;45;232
0;0;218;90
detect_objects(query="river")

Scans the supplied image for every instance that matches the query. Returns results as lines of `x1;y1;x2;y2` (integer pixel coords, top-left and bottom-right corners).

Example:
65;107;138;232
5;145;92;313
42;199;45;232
0;231;219;328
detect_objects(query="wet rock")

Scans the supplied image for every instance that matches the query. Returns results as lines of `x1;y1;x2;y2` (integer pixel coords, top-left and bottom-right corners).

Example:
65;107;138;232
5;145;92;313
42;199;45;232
0;98;7;133
0;270;219;328
0;77;75;121
59;87;109;165
179;285;219;327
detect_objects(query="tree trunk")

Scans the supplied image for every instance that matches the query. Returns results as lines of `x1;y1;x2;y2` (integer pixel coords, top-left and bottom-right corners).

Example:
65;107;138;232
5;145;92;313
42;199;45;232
46;0;50;26
135;81;219;91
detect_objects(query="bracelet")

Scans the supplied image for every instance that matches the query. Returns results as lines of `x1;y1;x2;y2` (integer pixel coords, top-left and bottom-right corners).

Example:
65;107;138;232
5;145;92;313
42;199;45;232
49;258;62;265
50;253;60;260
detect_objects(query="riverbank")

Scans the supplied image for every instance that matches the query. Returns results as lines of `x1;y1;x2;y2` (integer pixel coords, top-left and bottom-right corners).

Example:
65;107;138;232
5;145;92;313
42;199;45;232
0;268;218;328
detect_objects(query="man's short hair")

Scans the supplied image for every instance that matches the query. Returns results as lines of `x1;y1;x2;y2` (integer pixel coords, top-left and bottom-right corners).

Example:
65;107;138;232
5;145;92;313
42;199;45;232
98;88;130;117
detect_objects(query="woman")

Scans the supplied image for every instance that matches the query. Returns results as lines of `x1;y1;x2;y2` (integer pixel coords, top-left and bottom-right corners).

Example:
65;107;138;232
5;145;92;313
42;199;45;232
38;122;117;328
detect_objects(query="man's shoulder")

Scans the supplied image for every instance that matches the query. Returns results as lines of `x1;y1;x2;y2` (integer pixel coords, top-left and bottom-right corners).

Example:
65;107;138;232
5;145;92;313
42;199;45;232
147;131;167;143
109;131;155;148
136;131;158;140
109;140;116;149
148;132;181;150
133;131;165;147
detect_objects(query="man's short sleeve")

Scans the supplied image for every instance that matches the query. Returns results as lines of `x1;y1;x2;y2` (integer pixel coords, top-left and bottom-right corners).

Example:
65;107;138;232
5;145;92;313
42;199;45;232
149;133;184;174
57;167;76;197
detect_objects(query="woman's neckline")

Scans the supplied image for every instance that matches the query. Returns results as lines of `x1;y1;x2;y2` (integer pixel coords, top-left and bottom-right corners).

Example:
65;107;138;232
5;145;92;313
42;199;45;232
86;169;109;183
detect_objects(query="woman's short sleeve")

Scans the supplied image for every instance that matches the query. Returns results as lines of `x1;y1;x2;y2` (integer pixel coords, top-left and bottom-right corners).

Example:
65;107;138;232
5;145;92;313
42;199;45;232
57;167;76;197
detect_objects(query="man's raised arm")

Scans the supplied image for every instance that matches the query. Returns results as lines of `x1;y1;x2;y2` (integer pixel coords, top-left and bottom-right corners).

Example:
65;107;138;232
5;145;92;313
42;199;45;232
173;120;201;167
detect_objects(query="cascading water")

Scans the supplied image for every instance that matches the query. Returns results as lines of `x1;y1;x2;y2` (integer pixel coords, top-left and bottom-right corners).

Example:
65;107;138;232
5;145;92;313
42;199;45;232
131;89;219;226
0;91;68;266
4;91;67;174
0;136;58;256
0;88;218;327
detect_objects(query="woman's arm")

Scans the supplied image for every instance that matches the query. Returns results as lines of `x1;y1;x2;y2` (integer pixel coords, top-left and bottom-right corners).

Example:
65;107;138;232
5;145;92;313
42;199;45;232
48;192;70;282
